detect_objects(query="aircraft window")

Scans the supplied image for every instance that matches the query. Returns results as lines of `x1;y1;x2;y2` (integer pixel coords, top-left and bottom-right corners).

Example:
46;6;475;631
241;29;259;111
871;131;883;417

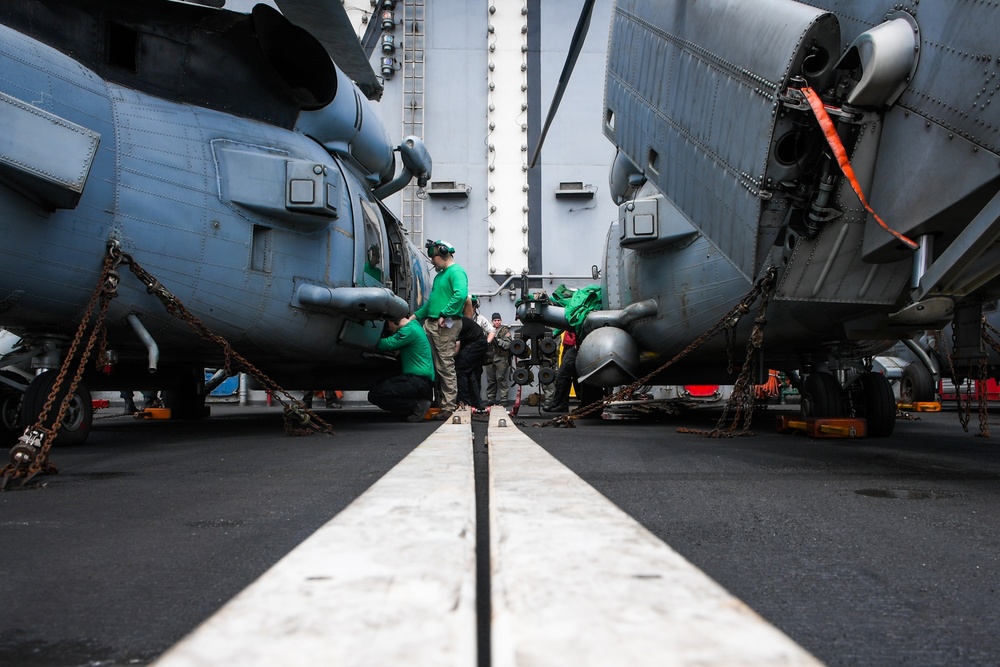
108;23;138;73
359;199;385;285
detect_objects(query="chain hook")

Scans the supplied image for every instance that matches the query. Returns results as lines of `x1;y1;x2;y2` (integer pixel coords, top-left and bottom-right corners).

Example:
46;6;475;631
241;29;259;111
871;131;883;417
107;239;124;268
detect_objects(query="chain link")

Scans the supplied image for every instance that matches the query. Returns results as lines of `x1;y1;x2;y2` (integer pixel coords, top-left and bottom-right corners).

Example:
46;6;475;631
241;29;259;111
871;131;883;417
941;317;1000;437
944;326;971;432
2;248;119;488
679;269;775;438
116;251;336;437
974;318;1000;438
2;244;336;490
977;354;990;437
535;267;778;434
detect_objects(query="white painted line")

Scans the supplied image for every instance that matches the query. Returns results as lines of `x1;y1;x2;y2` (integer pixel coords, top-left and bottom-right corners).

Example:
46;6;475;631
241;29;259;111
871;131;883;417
153;405;821;666
487;407;823;666
153;411;477;667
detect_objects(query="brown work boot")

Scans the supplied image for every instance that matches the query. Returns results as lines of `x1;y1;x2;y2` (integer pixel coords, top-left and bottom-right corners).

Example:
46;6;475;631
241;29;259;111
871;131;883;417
432;410;454;421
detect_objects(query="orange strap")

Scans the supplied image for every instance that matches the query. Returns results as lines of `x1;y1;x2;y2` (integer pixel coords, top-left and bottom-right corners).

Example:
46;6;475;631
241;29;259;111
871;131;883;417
801;86;917;250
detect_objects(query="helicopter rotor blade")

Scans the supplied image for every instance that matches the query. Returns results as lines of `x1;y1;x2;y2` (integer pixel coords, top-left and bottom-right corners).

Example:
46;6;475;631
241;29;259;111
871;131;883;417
529;0;597;168
271;0;384;100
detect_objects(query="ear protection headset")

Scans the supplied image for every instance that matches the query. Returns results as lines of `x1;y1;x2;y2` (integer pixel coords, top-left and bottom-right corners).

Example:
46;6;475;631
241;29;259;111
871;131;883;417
425;239;456;258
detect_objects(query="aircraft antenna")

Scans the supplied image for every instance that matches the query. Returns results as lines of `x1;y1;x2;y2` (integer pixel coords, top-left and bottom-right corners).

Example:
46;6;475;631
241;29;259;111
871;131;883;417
528;0;596;168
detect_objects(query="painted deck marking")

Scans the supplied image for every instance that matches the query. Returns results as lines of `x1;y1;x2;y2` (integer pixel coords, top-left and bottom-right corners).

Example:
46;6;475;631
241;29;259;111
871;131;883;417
153;407;821;665
153;413;476;667
487;407;822;666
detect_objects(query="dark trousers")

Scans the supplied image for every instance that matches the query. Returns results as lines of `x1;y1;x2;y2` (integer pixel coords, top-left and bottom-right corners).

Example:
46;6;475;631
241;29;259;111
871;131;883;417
550;346;578;407
456;338;487;409
368;374;433;416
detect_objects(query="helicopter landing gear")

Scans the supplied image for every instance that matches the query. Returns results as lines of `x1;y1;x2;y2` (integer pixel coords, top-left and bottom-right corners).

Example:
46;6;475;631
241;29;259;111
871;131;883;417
848;372;895;438
575;383;609;420
800;370;895;437
162;368;211;420
800;371;844;419
19;369;93;447
899;362;935;404
0;371;24;447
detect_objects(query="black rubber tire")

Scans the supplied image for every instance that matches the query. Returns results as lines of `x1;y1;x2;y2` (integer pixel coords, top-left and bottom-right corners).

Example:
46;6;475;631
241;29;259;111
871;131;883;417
801;372;844;419
858;372;896;437
20;370;93;447
158;367;210;420
575;384;608;420
0;371;24;447
899;362;935;404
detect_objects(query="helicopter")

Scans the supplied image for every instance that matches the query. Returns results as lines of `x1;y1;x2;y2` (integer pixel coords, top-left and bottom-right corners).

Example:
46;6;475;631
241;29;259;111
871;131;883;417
522;0;1000;436
0;0;434;448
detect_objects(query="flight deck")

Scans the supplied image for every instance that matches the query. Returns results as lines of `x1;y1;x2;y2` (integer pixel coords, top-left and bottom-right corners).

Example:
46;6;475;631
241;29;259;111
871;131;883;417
2;402;1000;666
152;406;819;666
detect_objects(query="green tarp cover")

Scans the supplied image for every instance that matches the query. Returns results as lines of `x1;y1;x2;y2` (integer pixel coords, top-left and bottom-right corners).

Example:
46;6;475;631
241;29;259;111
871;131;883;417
550;284;602;333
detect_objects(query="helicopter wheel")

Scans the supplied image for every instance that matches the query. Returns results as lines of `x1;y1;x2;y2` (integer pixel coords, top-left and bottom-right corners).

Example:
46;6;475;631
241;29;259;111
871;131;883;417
0;371;24;447
851;372;896;438
899;363;935;404
163;369;211;420
19;370;93;447
575;383;608;420
800;371;844;419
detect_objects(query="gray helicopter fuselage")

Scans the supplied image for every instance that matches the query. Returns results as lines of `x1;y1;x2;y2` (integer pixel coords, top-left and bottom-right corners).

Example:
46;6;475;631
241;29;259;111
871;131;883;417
603;193;893;384
0;15;423;389
586;0;1000;386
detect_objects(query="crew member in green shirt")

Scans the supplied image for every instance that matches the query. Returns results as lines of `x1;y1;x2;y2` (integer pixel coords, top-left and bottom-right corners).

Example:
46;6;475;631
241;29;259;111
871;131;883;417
368;314;436;422
414;239;469;421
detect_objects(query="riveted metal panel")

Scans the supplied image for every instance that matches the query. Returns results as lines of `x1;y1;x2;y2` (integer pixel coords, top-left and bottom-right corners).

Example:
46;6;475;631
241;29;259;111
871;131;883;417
803;0;1000;263
0;91;99;209
604;0;839;280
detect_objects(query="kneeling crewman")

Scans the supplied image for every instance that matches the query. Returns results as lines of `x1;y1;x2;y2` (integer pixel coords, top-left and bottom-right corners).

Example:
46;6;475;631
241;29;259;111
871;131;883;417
368;314;436;422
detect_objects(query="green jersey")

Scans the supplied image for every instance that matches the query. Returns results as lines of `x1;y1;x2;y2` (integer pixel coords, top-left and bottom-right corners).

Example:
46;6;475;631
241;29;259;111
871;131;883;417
414;263;469;320
376;319;436;381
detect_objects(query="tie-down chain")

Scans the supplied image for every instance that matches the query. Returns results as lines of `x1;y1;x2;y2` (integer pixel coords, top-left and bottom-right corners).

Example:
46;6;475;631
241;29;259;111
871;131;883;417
534;267;778;437
2;242;334;490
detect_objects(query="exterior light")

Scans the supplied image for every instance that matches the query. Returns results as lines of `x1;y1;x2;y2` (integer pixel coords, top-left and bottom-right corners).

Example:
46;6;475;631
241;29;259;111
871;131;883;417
381;57;396;78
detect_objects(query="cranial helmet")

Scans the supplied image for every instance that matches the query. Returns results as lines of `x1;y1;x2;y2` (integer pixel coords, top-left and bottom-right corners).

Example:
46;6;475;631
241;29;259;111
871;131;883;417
425;239;456;258
470;295;480;307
